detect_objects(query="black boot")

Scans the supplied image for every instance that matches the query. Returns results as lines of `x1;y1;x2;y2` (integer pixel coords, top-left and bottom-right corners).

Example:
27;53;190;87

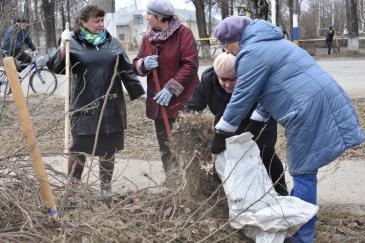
68;153;86;181
99;155;114;200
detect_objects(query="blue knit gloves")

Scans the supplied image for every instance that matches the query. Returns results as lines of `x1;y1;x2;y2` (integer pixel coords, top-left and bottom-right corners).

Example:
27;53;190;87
143;55;159;70
153;88;173;106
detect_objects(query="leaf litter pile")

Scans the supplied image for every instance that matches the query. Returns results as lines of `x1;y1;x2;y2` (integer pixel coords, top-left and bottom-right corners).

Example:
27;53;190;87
0;95;364;242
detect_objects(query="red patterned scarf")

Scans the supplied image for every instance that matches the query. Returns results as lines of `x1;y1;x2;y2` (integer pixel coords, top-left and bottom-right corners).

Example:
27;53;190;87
148;16;182;43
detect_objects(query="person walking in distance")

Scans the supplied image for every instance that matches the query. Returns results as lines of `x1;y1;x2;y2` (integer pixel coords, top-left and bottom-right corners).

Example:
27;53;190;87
326;26;335;55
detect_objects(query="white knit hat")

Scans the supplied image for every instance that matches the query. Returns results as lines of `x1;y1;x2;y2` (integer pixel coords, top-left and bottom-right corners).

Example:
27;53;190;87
213;53;237;79
147;0;175;17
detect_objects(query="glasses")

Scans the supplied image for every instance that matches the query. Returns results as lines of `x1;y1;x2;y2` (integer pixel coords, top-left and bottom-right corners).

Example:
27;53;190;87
220;77;236;82
220;42;231;52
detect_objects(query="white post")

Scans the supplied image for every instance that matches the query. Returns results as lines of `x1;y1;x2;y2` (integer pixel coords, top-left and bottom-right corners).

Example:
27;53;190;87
293;14;299;44
105;12;117;38
271;0;276;26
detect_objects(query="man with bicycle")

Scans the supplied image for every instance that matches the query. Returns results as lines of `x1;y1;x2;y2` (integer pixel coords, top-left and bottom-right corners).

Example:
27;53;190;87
1;18;36;72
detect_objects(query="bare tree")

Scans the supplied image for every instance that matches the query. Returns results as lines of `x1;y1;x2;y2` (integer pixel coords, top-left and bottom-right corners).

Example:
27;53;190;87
0;1;18;45
42;0;57;53
218;0;230;19
360;0;365;31
32;0;44;49
252;0;270;19
275;0;290;37
346;0;359;52
191;0;211;59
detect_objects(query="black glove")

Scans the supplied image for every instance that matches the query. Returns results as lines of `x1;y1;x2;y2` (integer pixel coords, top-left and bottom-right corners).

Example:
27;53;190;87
211;130;234;154
244;120;266;140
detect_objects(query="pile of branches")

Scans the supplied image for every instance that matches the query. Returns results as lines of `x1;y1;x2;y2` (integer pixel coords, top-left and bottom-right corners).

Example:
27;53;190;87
0;110;249;242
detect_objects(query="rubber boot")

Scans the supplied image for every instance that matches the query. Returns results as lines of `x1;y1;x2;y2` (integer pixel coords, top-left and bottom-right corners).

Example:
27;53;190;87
99;155;114;207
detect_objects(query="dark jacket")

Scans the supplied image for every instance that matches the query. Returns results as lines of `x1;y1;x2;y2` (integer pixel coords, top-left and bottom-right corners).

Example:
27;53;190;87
132;18;199;119
47;31;145;136
187;67;277;148
326;28;334;42
1;25;36;56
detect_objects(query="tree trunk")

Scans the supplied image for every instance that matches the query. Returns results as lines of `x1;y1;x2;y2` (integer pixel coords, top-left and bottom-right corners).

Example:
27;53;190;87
317;0;321;37
0;1;17;44
253;0;269;19
220;0;229;19
346;0;359;53
207;0;212;36
33;0;42;49
192;0;211;59
41;0;57;53
61;2;66;32
229;0;234;16
24;0;31;21
360;0;365;31
276;0;289;38
288;0;293;39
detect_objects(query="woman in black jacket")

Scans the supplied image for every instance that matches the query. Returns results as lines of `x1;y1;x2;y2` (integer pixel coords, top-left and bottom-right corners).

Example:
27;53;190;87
187;53;287;196
47;5;145;198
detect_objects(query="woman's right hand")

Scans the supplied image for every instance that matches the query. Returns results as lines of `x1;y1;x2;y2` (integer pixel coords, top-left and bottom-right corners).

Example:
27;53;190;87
143;55;158;70
60;30;71;48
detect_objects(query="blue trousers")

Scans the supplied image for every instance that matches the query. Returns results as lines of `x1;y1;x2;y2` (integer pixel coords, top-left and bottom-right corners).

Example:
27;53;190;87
290;172;318;243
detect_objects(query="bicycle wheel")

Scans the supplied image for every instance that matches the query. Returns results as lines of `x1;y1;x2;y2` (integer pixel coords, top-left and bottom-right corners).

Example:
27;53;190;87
29;68;58;95
0;69;10;95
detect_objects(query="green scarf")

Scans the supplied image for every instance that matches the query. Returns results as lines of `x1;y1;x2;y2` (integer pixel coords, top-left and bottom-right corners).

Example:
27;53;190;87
79;26;106;46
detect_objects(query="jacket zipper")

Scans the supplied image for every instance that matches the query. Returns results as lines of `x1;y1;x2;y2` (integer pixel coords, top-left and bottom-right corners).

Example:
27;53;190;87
96;45;110;135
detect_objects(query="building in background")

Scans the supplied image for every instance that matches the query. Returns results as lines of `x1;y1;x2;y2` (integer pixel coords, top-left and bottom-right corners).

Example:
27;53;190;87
114;7;219;51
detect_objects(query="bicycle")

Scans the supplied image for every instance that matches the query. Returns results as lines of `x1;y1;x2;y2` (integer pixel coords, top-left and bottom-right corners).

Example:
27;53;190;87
0;50;58;96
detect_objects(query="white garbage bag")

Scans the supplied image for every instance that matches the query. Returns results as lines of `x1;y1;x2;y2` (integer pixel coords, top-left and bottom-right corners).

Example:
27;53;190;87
215;132;318;243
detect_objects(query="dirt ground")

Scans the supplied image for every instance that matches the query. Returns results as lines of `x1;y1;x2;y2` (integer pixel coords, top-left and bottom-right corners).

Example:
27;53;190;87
0;94;364;242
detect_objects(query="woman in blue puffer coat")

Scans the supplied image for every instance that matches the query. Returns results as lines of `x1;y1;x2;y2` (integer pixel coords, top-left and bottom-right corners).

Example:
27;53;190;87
212;16;365;243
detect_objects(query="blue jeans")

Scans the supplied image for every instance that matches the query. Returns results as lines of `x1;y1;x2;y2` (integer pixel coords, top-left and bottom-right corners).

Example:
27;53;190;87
290;172;318;243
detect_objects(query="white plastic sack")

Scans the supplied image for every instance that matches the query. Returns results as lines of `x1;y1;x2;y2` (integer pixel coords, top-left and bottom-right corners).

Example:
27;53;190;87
215;132;318;243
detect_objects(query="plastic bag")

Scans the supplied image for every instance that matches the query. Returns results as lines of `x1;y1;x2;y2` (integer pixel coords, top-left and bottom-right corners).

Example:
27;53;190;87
215;132;318;243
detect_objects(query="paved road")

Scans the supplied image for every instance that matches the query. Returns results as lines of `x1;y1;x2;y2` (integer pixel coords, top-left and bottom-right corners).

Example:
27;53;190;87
45;156;365;206
11;58;365;99
316;58;365;98
142;58;365;99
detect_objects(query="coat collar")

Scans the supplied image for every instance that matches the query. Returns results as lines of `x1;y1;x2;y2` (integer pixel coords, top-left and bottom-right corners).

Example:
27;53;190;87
147;16;181;43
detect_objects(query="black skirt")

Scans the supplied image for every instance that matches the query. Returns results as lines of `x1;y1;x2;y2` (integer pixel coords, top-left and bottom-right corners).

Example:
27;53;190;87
70;131;124;157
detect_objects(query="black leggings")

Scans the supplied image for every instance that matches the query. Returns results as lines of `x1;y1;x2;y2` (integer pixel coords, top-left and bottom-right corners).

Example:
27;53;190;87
247;119;288;196
259;146;288;196
68;153;115;185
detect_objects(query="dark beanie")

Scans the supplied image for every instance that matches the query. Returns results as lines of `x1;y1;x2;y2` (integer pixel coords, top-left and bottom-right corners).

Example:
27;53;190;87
214;16;252;45
147;0;175;18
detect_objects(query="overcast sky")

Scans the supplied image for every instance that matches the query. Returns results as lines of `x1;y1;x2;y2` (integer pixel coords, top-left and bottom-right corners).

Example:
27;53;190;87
115;0;195;11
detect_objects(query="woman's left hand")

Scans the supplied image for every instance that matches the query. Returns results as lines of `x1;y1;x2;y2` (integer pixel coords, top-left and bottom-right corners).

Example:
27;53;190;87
153;88;173;106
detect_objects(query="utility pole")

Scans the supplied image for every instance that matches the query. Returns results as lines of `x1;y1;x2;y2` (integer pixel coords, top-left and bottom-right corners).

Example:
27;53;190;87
271;0;276;26
331;1;335;26
292;0;299;45
317;0;321;37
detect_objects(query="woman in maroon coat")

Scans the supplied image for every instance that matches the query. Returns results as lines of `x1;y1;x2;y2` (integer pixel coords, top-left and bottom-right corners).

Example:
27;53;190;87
132;0;199;175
